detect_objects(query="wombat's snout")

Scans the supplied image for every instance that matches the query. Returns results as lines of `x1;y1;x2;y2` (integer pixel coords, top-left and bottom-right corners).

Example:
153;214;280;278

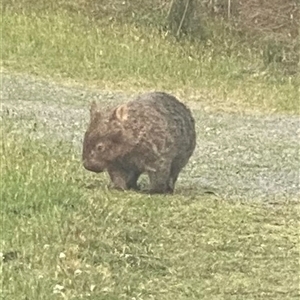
82;159;104;173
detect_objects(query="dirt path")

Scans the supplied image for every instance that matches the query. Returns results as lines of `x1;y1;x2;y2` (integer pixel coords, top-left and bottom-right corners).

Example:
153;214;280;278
1;72;299;201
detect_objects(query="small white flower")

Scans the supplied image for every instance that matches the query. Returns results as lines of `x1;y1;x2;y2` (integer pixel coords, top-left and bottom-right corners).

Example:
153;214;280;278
90;284;96;292
53;284;64;294
59;252;66;259
74;269;82;276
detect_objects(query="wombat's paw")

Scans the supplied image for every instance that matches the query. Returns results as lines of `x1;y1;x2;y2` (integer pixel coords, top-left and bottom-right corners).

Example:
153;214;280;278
108;182;128;191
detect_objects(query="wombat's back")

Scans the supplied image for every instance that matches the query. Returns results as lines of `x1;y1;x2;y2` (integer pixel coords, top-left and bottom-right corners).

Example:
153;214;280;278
127;91;196;162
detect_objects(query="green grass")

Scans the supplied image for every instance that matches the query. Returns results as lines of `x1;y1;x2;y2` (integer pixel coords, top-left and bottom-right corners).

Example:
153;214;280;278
1;8;299;113
1;117;299;300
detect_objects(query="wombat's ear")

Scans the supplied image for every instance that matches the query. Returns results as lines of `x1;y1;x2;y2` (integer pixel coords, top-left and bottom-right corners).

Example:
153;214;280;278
90;101;101;120
112;104;128;122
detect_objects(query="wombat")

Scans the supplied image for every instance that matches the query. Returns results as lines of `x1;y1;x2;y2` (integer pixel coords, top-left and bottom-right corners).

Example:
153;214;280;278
82;91;196;194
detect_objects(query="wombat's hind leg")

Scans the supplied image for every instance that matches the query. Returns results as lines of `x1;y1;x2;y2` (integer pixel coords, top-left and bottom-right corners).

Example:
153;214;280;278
148;167;173;194
169;162;183;192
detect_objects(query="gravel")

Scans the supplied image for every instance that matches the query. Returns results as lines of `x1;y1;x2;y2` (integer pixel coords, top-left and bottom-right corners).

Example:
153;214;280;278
1;72;299;201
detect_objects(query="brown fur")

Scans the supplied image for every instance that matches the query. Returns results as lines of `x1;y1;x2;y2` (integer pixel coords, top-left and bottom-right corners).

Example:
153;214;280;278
82;92;196;194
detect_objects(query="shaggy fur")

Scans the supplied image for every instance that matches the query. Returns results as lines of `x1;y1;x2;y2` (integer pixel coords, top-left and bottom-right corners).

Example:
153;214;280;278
82;92;196;194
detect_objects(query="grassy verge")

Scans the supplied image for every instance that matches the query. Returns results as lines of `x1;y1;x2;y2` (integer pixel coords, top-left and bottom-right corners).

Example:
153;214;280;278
1;8;299;113
1;117;299;300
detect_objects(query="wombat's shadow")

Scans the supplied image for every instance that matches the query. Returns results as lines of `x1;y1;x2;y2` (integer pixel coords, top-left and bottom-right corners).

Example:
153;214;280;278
82;175;219;196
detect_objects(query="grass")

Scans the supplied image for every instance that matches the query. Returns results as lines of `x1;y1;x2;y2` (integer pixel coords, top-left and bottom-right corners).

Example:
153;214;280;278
1;120;299;299
1;8;299;113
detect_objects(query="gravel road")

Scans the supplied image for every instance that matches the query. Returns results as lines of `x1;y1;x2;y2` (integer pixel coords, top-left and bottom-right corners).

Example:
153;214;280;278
1;72;299;201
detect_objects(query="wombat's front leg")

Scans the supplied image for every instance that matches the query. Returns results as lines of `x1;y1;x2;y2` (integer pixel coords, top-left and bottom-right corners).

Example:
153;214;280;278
107;168;128;190
107;167;140;191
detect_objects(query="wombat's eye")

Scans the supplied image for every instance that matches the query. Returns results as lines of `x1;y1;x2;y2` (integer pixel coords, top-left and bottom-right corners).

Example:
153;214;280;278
96;143;104;152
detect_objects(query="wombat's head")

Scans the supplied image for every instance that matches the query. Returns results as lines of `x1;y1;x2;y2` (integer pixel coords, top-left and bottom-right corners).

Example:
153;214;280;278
82;101;131;173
